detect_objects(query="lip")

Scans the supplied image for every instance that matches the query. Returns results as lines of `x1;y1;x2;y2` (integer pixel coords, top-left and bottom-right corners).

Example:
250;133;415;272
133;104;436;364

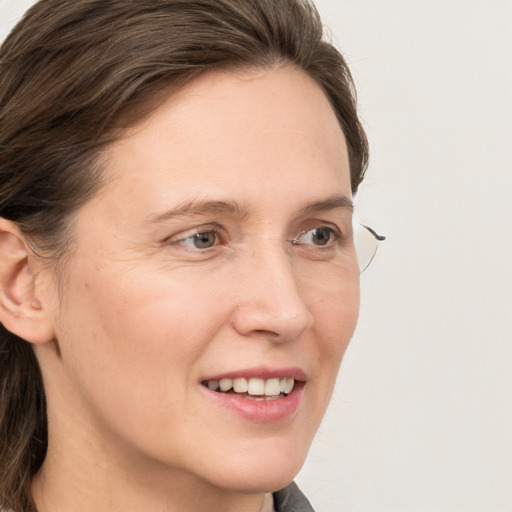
201;366;307;382
201;380;305;423
200;366;307;423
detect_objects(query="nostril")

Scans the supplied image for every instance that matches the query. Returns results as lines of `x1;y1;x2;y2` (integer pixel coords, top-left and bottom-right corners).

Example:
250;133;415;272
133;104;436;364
253;329;280;337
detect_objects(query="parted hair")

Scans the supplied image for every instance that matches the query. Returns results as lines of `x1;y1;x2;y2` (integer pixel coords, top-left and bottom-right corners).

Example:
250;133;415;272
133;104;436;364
0;1;368;510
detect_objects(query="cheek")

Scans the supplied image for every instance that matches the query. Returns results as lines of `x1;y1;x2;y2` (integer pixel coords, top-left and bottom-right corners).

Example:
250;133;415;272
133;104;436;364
307;272;360;389
74;274;217;364
51;266;230;458
292;275;359;443
307;265;360;349
55;265;223;408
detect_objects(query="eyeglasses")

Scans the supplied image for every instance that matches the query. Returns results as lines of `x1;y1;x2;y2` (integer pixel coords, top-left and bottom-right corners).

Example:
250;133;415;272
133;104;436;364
354;222;386;273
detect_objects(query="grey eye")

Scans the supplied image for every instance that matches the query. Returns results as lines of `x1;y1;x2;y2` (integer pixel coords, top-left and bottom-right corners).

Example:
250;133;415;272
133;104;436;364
309;227;332;246
293;227;336;246
177;230;218;249
192;231;217;249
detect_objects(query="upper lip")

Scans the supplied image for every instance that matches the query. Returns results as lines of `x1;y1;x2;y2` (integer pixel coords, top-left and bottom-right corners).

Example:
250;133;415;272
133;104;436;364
201;366;307;382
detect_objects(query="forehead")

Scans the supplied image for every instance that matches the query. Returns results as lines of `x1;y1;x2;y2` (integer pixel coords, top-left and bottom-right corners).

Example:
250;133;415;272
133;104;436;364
96;66;351;221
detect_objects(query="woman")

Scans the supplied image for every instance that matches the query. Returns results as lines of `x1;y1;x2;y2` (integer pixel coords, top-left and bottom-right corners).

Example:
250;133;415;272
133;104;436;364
0;1;379;510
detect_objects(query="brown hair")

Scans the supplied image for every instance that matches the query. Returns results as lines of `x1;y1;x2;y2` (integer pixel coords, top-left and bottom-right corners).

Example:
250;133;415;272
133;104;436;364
0;1;368;510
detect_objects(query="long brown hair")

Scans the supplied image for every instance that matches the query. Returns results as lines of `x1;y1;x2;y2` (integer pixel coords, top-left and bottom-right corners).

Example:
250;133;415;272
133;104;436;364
0;1;368;510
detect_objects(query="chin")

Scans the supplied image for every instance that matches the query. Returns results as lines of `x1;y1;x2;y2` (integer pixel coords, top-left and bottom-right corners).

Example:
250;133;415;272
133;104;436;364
197;437;311;494
211;465;304;495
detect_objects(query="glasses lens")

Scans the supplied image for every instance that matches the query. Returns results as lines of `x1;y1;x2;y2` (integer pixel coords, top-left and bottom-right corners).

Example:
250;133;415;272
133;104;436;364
353;223;385;272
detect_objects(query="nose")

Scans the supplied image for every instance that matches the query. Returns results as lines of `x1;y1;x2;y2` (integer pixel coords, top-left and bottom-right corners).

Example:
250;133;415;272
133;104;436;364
230;241;313;343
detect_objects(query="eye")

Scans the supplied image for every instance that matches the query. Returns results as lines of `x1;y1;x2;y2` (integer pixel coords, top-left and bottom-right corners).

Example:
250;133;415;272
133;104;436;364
174;229;220;250
291;226;338;247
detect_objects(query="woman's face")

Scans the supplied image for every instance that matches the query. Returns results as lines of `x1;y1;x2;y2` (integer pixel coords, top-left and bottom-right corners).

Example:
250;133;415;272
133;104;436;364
39;67;359;493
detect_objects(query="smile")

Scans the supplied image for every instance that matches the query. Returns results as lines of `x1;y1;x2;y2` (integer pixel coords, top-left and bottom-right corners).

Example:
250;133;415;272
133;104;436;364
202;377;295;400
200;368;306;422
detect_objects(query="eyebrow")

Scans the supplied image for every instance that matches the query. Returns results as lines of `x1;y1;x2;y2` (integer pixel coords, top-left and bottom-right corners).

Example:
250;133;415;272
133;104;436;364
146;194;353;224
146;199;249;224
297;195;353;216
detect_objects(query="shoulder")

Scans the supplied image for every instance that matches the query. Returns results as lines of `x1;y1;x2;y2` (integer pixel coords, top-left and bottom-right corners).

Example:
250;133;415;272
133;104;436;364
273;481;316;512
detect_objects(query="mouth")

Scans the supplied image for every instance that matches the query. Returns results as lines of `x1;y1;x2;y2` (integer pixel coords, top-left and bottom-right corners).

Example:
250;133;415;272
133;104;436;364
200;369;306;422
201;377;295;401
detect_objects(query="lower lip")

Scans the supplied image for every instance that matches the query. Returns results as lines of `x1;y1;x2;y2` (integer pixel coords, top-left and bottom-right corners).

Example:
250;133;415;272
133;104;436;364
201;382;305;423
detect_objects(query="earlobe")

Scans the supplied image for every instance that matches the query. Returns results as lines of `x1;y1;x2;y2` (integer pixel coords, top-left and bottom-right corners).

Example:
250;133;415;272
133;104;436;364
0;218;55;344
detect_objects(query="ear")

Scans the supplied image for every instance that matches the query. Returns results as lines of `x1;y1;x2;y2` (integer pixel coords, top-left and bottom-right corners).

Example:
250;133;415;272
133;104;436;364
0;218;55;344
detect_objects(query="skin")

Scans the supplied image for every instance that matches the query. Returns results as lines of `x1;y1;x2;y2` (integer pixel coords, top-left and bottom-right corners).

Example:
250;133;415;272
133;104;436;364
23;66;360;511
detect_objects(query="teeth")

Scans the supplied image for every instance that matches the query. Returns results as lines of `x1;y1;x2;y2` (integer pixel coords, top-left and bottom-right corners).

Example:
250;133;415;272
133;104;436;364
207;380;219;391
204;377;296;396
284;378;294;394
233;378;248;393
219;378;232;392
264;378;281;396
247;377;265;396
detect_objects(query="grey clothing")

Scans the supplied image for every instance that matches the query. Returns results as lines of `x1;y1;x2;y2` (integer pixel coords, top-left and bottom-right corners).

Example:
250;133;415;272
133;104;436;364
273;482;315;512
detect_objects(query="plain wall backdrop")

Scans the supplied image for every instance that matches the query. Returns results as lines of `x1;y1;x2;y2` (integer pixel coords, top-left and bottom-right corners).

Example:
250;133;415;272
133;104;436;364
1;1;511;511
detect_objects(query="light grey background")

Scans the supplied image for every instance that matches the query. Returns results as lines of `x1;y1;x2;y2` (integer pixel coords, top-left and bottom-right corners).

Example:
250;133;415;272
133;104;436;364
2;1;511;511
